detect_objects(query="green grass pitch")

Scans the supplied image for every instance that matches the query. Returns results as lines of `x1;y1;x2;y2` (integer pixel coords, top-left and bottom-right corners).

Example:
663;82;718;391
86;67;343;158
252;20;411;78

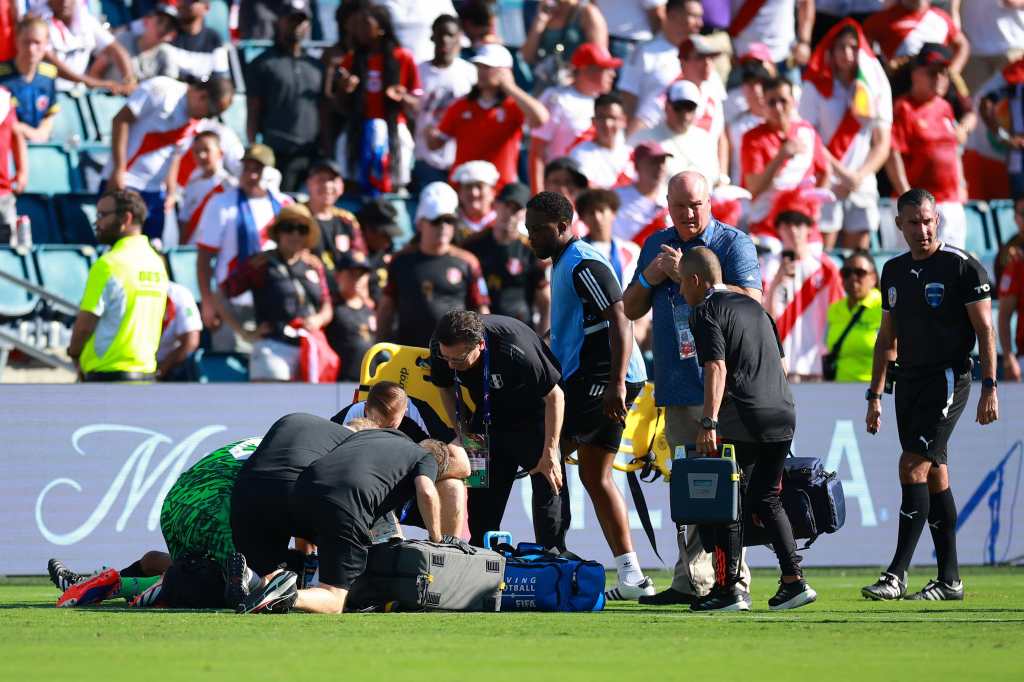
2;567;1021;681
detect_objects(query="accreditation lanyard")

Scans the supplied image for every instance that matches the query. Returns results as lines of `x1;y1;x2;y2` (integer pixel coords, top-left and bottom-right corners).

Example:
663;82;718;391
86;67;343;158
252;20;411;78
453;334;491;488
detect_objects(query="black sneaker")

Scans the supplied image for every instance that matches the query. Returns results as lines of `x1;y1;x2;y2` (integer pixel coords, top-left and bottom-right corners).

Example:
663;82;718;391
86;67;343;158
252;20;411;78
237;571;298;614
224;552;255;610
690;585;751;612
47;558;87;592
768;579;818;611
638;587;697;606
861;571;907;601
906;579;964;601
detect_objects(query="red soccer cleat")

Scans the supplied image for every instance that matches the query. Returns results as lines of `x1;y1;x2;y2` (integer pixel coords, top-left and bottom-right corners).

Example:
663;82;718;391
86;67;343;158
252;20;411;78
56;568;120;608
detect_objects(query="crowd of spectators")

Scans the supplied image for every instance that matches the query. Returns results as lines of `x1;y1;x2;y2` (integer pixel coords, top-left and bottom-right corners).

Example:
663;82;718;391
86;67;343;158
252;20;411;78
0;0;1022;383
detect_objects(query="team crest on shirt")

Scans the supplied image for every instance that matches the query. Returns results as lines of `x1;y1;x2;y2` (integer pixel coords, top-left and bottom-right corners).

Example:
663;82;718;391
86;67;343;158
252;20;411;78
36;95;49;112
506;258;523;275
490;374;504;389
447;267;463;285
495;108;506;123
925;282;945;308
888;286;897;308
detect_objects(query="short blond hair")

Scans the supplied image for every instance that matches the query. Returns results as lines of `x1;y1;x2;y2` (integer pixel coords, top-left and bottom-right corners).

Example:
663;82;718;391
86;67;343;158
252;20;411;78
345;417;377;432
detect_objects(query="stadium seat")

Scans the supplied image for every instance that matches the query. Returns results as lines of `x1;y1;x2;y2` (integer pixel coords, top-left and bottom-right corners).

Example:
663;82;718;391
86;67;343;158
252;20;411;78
238;40;273;69
32;245;96;306
990;199;1018;245
220;95;249;145
0;247;40;318
872;250;902;276
55;194;99;245
24;145;79;194
50;93;93;144
378;194;414;242
164;246;202;303
207;0;231;42
14;195;62;244
193;348;250;382
964;202;995;261
87;92;128;141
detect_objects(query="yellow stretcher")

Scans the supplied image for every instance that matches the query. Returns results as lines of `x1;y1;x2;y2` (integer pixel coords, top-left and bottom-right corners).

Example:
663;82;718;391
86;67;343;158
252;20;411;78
357;343;674;481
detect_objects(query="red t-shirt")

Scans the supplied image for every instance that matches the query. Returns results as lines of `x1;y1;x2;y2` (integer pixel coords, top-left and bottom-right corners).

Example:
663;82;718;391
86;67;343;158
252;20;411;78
891;95;963;203
0;92;15;195
340;47;421;123
863;5;959;62
437;96;526;189
998;255;1024;355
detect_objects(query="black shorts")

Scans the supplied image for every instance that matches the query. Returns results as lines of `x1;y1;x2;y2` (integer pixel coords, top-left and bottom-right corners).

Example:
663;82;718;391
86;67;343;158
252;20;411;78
894;369;971;465
229;476;296;576
289;491;371;590
562;377;644;452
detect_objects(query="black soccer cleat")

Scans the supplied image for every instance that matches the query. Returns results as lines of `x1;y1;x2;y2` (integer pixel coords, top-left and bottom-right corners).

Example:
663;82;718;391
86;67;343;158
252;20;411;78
768;579;818;611
47;558;87;593
906;579;964;601
862;571;907;600
224;552;254;610
690;584;751;612
236;570;298;614
638;587;697;606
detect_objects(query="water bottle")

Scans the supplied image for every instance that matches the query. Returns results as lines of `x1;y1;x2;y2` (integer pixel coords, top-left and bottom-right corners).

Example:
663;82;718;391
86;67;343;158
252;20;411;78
13;215;31;250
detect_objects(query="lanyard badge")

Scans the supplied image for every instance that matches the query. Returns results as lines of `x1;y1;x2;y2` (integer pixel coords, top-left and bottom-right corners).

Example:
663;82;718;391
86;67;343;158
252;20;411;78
454;335;491;488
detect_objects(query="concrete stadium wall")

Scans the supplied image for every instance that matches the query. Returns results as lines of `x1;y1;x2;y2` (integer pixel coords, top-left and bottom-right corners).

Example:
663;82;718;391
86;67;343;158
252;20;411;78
1;384;1022;574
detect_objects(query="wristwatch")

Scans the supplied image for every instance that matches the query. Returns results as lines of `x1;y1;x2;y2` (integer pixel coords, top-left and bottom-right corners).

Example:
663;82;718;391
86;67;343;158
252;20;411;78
865;390;882;401
700;417;718;430
982;378;998;390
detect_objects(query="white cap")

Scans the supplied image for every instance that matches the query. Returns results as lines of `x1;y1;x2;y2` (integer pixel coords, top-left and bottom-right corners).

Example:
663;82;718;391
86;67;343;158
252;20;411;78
470;44;514;69
667;79;702;105
452;160;500;186
416;182;460;222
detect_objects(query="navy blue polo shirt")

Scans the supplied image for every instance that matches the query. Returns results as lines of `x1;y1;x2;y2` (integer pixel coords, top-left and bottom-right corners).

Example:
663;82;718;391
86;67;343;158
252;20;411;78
631;220;761;406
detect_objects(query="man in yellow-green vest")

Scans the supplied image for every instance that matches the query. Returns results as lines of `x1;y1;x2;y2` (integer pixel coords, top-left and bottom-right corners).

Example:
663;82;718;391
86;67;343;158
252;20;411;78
68;190;169;382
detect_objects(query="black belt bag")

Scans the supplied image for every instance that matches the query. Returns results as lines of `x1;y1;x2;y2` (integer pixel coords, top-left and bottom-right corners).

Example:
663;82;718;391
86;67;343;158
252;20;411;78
83;371;156;382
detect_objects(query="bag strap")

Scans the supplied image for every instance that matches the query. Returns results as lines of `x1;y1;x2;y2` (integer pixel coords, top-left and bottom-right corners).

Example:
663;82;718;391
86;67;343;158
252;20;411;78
829;304;867;357
626;469;663;563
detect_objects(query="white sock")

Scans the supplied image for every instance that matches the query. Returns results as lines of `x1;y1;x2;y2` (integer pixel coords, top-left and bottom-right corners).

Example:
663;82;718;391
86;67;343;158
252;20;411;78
614;552;644;585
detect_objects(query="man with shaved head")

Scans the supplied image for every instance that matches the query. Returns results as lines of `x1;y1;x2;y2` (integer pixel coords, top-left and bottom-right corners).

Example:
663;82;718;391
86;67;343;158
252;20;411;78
623;170;761;606
678;246;815;612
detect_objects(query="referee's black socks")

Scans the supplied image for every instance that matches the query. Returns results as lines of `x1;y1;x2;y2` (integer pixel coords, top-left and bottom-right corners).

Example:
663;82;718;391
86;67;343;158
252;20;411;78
928;488;960;584
888;483;930;577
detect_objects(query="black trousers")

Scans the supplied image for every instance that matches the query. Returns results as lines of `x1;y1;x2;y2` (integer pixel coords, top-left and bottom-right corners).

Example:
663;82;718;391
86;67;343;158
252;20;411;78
710;440;801;586
467;423;570;552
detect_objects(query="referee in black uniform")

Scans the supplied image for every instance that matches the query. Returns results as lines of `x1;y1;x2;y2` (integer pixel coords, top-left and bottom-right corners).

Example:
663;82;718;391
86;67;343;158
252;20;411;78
863;189;999;602
680;247;816;612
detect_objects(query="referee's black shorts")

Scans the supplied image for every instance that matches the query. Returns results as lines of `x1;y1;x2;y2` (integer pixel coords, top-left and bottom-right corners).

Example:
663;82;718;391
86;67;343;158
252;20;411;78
562;374;644;452
894;369;971;465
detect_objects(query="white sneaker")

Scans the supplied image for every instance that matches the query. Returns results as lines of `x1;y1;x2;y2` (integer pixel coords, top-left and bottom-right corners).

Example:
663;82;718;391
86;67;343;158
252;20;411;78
605;576;656;601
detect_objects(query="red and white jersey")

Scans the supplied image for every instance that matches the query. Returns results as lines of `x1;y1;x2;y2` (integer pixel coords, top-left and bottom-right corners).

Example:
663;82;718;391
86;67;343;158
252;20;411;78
533;85;596;162
176;119;245;187
618;33;682;130
158;281;202;363
101;77;199;192
180;168;233;245
569;140;634;189
798;65;892;201
0;87;15;194
612;184;669;243
891;95;964;203
584;238;641;287
762;252;844;376
741;119;829;228
864;4;959;62
729;0;796;64
195;187;293;284
38;3;115;90
460;209;497;234
694;77;727;142
998;255;1024;354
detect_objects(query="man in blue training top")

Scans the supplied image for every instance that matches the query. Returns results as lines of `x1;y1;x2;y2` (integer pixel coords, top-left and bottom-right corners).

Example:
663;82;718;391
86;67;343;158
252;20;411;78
524;190;655;602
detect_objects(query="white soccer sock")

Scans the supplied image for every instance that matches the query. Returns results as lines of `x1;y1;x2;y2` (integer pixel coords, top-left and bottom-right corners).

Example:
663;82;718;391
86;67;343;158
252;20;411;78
614;552;644;585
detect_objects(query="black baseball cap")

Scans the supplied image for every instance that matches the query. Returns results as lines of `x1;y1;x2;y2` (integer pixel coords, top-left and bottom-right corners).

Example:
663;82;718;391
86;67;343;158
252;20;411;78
544;157;588;189
357;198;403;239
307;158;343;179
496;182;531;209
335;252;372;271
914;43;952;69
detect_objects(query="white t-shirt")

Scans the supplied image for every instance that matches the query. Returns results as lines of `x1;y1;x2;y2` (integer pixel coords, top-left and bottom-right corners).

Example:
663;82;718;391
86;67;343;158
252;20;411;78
613;184;667;242
730;0;796;64
569;139;634;189
195;187;293;284
371;0;458;64
617;34;682;130
797;64;892;202
533;85;596;161
181;168;232;235
728;109;763;182
629;122;720;187
595;0;665;41
158;282;203;363
101;77;196;192
634;72;726;139
415;58;478;170
963;0;1024;57
40;5;115;90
